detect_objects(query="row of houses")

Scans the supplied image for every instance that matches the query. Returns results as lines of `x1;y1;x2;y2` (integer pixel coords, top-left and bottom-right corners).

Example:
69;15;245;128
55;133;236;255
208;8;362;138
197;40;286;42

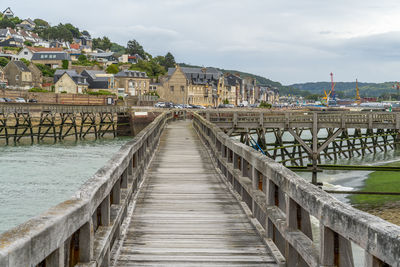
0;61;279;106
0;60;150;94
157;65;279;106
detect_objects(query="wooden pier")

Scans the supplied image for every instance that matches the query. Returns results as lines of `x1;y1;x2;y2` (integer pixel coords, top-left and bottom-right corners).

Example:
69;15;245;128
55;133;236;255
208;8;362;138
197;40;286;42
0;104;128;144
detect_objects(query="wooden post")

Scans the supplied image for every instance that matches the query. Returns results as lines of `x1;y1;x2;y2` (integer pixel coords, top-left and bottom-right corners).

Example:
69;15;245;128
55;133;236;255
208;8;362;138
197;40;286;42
79;219;94;262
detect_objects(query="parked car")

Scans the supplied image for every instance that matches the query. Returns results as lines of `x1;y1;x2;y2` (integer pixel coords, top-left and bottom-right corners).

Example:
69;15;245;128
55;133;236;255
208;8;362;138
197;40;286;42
0;98;6;102
3;97;12;102
28;98;38;103
192;105;206;109
218;104;234;108
15;97;26;103
155;102;166;108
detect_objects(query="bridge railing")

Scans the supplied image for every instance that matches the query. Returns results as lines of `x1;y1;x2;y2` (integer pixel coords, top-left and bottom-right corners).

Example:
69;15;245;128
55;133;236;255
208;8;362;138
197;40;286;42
0;104;128;114
0;111;176;267
199;110;400;129
193;112;400;267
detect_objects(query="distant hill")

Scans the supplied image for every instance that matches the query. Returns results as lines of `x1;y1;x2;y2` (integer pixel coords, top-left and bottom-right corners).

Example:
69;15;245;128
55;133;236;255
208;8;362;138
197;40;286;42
291;81;399;98
178;63;310;96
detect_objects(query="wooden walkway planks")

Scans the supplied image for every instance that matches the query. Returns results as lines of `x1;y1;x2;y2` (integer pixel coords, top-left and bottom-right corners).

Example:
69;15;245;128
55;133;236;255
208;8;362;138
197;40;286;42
114;120;277;266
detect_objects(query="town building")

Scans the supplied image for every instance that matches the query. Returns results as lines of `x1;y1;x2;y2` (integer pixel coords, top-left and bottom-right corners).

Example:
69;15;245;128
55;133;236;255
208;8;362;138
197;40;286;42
0;37;23;47
223;74;243;105
2;7;14;19
16;19;36;31
118;54;143;64
3;60;42;89
89;52;117;64
158;66;223;107
0;66;7;88
81;70;116;92
114;70;150;96
17;47;63;61
31;51;70;69
54;70;88;94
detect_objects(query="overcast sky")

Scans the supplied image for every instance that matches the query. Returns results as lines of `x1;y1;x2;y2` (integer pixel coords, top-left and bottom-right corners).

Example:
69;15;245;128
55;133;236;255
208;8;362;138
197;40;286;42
4;0;400;84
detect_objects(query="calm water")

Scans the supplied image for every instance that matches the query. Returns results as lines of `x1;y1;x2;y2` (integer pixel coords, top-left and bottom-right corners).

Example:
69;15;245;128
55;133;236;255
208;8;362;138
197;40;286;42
0;138;130;233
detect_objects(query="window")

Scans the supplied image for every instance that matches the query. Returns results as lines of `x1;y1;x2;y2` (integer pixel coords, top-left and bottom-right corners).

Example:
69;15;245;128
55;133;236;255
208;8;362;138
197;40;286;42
181;86;185;92
15;75;19;81
170;86;174;91
24;51;28;55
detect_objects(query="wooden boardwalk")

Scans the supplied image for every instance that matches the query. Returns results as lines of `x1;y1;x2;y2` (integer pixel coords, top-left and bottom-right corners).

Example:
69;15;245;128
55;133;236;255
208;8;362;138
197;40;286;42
113;120;278;266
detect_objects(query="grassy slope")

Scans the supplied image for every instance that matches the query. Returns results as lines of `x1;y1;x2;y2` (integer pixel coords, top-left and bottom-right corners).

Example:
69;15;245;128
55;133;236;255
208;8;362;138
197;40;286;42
350;161;400;207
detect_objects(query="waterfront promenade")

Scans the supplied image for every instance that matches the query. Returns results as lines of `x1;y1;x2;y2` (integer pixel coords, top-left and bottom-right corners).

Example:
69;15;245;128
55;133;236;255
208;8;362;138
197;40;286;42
113;121;277;266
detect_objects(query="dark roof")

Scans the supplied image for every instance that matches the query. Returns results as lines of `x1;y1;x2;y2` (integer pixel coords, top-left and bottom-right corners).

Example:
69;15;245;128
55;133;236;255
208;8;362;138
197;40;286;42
115;70;148;78
13;61;30;72
81;70;107;80
31;52;71;61
54;69;80;78
168;67;221;85
57;71;88;86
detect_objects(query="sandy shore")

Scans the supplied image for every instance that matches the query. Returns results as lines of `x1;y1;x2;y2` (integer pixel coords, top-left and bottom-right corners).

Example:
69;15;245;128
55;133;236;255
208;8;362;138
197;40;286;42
358;201;400;225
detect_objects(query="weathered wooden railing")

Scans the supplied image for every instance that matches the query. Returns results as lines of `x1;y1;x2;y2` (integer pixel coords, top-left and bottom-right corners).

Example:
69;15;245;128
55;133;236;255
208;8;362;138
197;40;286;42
0;111;175;267
0;104;127;114
193;113;400;267
200;110;400;130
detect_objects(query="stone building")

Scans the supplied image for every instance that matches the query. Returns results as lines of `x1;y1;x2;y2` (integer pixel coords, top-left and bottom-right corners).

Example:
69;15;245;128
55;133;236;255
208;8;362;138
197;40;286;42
31;52;71;69
3;60;42;89
54;70;88;94
158;66;223;107
114;70;150;96
0;67;6;88
81;70;116;93
223;74;243;105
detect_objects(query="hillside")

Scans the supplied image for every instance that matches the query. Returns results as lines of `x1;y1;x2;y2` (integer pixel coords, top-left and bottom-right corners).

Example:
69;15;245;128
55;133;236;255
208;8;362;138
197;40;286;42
291;81;398;98
179;63;310;97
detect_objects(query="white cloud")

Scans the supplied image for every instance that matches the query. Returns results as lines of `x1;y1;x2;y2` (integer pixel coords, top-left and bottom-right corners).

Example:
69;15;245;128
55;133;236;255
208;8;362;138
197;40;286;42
4;0;400;83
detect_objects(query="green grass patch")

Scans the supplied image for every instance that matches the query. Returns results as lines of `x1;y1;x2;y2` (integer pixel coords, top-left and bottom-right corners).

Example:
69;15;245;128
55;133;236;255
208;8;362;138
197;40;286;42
350;161;400;207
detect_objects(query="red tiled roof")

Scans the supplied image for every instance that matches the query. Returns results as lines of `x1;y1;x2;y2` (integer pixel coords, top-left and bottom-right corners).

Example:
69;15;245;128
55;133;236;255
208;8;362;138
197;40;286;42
70;43;80;50
28;47;64;52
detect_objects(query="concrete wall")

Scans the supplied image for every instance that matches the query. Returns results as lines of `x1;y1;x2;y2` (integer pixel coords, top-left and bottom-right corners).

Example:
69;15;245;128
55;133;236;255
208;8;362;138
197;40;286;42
0;89;116;105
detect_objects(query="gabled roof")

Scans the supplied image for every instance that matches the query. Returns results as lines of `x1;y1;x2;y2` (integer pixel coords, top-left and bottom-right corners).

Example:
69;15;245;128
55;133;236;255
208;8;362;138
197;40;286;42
81;70;107;80
28;47;63;52
31;52;71;61
115;70;148;78
13;61;31;72
23;18;36;26
89;52;114;58
56;70;88;85
0;29;9;37
2;7;14;17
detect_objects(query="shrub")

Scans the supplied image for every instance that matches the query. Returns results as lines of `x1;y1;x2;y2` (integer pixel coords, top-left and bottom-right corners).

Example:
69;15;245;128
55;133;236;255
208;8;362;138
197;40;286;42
20;58;30;66
35;64;55;77
223;99;229;104
105;64;119;74
61;91;67;94
0;57;9;67
62;60;69;69
29;87;49;93
118;96;123;100
258;101;272;109
87;90;116;96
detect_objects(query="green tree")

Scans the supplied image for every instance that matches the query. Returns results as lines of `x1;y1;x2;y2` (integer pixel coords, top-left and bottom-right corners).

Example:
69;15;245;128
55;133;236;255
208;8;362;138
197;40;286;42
0;57;9;67
0;18;15;28
129;59;166;79
78;54;87;61
35;63;56;77
33;18;49;28
64;23;80;38
20;58;30;66
24;41;32;46
106;64;119;74
110;42;126;54
163;52;176;69
92;37;112;51
81;30;90;37
62;60;69;69
126;39;146;59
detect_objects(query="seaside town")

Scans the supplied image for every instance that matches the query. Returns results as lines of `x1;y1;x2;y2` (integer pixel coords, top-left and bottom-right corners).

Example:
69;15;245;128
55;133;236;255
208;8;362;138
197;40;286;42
2;3;400;267
0;7;280;108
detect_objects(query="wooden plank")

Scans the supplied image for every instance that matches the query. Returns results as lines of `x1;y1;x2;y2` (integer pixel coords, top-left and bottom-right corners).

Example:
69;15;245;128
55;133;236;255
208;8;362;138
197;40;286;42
113;120;278;266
